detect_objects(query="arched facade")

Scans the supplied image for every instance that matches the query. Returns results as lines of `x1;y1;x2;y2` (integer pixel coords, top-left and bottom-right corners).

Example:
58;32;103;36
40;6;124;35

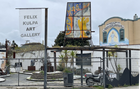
99;16;140;46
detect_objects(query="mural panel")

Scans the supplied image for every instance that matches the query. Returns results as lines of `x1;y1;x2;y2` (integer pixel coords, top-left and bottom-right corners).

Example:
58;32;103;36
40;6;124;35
65;2;91;39
74;3;82;16
65;17;73;38
83;2;91;16
66;3;74;17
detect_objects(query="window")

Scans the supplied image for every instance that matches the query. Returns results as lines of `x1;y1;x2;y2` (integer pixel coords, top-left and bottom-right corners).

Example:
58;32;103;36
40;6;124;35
119;29;124;41
103;31;107;43
76;53;91;65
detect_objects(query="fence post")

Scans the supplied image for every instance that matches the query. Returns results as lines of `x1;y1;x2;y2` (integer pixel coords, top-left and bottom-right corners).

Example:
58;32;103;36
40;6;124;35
18;59;20;86
106;51;108;67
44;8;48;89
103;48;105;89
129;50;131;86
81;50;83;86
126;50;128;68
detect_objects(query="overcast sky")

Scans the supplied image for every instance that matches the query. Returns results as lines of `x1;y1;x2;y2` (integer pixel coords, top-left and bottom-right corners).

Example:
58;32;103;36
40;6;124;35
0;0;140;47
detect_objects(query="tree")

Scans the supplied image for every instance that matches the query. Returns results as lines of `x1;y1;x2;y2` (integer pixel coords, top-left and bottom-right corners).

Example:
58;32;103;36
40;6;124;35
54;32;90;46
59;50;69;68
58;50;76;71
108;45;122;80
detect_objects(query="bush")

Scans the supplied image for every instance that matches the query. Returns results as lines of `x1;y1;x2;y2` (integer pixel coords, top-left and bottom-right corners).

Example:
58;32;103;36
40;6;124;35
57;64;65;71
108;84;113;89
98;86;103;89
123;84;129;87
40;70;44;75
63;68;72;73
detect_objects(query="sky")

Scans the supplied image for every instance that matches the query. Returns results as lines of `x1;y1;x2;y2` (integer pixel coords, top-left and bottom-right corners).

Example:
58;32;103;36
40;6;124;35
0;0;140;47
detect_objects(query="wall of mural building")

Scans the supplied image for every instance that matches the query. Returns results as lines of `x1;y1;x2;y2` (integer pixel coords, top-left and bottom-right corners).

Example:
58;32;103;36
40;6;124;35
99;14;140;46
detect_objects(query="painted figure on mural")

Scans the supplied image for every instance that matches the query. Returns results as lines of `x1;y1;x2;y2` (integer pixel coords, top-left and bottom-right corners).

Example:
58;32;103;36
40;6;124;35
110;32;117;43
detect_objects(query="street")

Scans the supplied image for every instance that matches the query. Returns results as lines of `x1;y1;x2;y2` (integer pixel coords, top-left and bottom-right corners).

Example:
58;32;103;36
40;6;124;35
0;73;85;86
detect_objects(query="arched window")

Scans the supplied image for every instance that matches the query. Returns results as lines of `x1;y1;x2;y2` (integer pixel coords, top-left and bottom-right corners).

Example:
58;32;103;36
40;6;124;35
119;29;124;41
103;31;107;43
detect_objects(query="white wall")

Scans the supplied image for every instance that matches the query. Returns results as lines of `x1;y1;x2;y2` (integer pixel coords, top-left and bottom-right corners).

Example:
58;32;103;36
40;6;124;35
11;45;140;73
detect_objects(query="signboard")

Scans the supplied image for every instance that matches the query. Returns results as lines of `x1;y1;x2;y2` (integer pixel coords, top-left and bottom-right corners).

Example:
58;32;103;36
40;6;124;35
65;2;91;39
76;53;91;65
19;9;42;43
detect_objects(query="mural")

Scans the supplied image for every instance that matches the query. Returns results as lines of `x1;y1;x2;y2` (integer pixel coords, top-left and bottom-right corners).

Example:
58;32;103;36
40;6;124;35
65;2;91;39
108;28;119;45
0;49;6;70
100;28;129;46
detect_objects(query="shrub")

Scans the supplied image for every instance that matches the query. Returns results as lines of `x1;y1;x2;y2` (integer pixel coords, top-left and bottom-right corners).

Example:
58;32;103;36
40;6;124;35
108;84;113;89
57;64;65;71
40;70;44;75
123;84;129;87
63;68;72;73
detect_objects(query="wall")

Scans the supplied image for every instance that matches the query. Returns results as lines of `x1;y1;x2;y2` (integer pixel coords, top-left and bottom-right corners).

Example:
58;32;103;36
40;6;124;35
11;45;140;74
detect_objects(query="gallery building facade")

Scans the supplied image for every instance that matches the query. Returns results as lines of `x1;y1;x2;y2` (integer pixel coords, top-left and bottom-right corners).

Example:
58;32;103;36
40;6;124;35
99;14;140;46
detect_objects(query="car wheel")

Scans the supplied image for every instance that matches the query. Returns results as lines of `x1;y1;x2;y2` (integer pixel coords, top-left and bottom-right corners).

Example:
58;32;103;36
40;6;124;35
86;78;94;86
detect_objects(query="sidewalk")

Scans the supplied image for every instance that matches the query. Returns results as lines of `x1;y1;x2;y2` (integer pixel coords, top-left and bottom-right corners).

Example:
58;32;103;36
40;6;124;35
113;86;138;89
0;86;138;89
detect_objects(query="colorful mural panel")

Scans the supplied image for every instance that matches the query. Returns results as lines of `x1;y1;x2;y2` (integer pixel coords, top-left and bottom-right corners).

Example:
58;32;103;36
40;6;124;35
83;2;91;16
65;2;91;39
66;3;74;17
65;17;73;38
74;3;82;16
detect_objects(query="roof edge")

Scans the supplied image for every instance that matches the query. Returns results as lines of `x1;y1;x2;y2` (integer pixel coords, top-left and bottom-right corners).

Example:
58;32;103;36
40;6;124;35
99;16;140;27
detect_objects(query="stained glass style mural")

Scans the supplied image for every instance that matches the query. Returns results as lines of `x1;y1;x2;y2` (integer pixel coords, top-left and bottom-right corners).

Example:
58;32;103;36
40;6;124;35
65;2;91;39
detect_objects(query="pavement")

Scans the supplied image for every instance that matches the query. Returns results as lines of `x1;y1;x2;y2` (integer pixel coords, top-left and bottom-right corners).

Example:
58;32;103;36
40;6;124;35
0;85;138;89
0;74;10;82
0;71;138;89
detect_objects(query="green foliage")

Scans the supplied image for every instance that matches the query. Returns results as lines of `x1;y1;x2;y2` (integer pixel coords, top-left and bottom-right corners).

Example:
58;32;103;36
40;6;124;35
136;83;139;86
98;86;103;89
57;64;65;71
40;70;44;75
108;52;112;57
93;86;103;89
54;32;90;46
123;84;129;87
108;84;113;89
108;45;121;74
59;50;76;69
117;64;122;72
63;68;72;73
29;88;37;89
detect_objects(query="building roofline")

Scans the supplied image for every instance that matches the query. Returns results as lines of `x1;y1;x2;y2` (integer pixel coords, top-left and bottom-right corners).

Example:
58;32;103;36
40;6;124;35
99;16;140;27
